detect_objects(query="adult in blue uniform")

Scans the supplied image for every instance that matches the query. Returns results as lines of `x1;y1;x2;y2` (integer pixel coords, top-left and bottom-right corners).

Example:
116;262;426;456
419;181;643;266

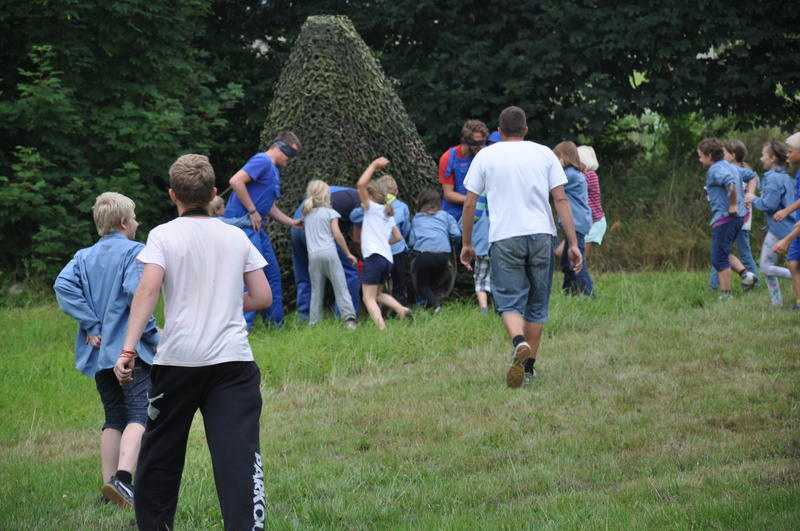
437;120;489;222
226;131;302;329
291;186;361;319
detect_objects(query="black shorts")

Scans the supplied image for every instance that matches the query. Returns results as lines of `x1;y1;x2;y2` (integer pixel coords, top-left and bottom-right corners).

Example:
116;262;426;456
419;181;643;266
362;254;392;285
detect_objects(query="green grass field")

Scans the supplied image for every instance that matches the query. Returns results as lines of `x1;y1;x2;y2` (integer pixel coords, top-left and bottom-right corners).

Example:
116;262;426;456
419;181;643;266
1;272;798;529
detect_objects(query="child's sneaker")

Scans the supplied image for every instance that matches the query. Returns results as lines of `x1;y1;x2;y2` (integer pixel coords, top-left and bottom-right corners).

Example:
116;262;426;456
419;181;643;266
507;341;531;389
102;475;134;508
741;271;756;290
345;319;357;330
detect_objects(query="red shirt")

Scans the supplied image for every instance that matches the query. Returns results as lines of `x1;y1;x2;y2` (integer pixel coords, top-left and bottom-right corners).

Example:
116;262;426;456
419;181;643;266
584;169;605;222
438;145;469;185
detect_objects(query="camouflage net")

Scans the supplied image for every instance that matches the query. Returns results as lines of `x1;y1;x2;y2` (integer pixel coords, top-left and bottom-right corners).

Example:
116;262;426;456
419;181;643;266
260;15;438;310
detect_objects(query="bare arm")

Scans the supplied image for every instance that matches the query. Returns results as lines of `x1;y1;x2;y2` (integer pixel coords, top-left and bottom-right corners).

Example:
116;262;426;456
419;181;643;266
389;225;402;244
775;198;800;221
269;204;302;229
551;185;583;273
773;222;800;255
229;170;261;232
243;268;271;312
115;263;164;384
332;218;357;265
357;157;389;207
459;192;479;269
442;183;466;205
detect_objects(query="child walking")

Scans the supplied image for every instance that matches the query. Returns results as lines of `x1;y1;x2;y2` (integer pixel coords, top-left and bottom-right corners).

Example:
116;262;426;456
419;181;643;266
301;179;358;328
771;132;800;309
54;192;160;508
577;145;606;261
409;188;462;311
114;154;272;529
745;141;795;306
356;157;412;330
553;141;594;296
460;192;492;312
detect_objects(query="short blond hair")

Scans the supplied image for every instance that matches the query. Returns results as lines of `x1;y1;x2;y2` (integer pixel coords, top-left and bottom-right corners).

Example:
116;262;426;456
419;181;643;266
93;192;135;237
207;195;225;215
577;145;599;171
786;132;800;150
169;154;215;207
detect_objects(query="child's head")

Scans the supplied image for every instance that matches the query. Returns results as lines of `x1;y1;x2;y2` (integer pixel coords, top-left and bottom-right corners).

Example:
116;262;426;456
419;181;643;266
553;141;583;170
93;192;137;239
169;154;216;208
696;138;724;168
760;141;789;171
723;139;747;165
301;179;331;216
577;145;599;171
377;174;399;196
366;180;394;217
786;132;800;166
416;187;441;213
207;195;225;216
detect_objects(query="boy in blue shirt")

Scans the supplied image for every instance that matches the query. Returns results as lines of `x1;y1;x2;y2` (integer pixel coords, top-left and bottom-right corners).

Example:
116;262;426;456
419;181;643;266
460;193;492;312
697;137;744;298
54;192;160;508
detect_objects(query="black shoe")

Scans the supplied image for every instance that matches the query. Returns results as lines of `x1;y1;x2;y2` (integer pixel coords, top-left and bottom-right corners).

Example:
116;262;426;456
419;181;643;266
102;475;134;508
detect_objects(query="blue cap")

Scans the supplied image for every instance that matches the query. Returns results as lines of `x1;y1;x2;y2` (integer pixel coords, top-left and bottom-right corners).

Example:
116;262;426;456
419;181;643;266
487;131;502;144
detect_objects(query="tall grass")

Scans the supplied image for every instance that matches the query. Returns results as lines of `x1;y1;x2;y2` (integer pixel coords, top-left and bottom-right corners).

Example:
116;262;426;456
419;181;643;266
1;272;798;528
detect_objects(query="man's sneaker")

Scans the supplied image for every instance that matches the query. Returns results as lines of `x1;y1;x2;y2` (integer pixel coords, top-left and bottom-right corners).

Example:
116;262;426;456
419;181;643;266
741;271;756;290
507;341;531;389
102;475;134;508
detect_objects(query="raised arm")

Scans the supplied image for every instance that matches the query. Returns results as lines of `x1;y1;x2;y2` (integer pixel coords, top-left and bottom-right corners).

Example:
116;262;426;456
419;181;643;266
357;157;389;207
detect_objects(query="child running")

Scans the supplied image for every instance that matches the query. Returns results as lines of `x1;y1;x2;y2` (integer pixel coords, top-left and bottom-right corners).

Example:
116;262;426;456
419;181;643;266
377;175;412;306
409;188;462;311
553;141;594;296
771;132;800;309
54;192;160;508
357;157;412;330
301;179;358;328
745;141;795;306
114;154;271;529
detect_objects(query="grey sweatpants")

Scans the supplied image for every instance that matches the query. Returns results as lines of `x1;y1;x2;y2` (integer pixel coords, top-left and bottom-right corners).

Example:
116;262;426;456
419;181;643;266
309;250;356;324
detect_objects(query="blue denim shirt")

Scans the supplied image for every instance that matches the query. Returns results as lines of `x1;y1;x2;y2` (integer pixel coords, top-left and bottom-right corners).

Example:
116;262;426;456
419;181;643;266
409;210;461;252
54;233;159;377
214;213;250;229
349;198;410;254
562;165;592;235
705;160;743;226
752;167;796;239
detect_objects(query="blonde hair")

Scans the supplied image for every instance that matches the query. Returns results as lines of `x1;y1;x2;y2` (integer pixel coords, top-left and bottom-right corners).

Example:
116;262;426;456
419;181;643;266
207;195;225;215
577;145;599;171
553;141;584;170
366;180;394;217
302;179;331;216
786;132;800;150
93;192;135;237
377;174;398;195
169;154;215;207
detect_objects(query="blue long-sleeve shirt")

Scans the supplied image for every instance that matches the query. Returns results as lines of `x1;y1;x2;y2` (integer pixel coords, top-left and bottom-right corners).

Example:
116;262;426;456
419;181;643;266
561;165;592;235
752;167;796;239
54;233;159;377
409;210;461;253
214;213;251;229
705;160;743;226
459;193;490;256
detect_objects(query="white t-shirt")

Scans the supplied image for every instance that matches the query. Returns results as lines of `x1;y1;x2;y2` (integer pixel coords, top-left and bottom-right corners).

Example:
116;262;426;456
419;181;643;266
464;140;567;242
360;200;396;262
137;217;267;367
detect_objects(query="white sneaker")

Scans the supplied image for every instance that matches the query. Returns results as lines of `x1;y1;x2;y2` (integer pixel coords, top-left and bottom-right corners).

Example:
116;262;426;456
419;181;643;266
741;271;756;289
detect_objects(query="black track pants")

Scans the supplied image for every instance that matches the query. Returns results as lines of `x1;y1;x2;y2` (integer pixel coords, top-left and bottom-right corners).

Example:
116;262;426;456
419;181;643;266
413;252;449;308
134;361;265;530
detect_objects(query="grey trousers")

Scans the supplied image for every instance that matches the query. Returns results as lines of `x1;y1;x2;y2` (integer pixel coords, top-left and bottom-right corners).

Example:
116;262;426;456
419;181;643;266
309;250;356;324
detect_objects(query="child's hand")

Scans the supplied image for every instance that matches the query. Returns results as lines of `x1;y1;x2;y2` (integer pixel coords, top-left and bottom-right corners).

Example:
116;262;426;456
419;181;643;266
347;253;358;267
773;238;789;255
460;245;475;270
774;208;788;221
372;157;390;169
85;334;101;348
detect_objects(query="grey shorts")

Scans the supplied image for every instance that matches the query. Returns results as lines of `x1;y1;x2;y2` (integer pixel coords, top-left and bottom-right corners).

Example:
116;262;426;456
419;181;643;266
489;234;555;323
473;255;491;293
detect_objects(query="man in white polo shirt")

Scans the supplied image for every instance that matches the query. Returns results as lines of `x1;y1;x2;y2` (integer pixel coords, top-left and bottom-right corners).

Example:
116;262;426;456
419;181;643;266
460;106;583;388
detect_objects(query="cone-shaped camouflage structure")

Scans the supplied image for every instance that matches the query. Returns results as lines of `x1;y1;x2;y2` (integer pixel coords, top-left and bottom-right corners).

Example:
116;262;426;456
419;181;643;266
260;15;438;308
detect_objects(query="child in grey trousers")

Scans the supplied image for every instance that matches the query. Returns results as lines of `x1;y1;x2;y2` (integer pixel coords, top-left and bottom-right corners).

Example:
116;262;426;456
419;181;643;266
302;180;359;328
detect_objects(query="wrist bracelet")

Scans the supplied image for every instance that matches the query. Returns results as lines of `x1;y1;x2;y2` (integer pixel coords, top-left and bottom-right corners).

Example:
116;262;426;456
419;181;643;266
119;349;137;359
248;210;257;215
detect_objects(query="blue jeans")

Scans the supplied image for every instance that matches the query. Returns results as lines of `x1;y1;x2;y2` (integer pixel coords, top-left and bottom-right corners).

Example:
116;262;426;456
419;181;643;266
709;228;758;289
710;217;744;272
244;227;283;328
560;232;593;296
95;362;151;431
489;234;555;323
291;226;360;319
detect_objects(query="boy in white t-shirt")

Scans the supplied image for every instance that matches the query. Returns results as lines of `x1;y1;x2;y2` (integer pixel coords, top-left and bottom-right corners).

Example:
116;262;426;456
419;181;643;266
461;106;583;388
114;154;271;529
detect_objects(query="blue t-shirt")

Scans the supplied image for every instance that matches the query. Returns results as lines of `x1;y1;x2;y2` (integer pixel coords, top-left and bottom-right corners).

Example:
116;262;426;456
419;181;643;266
409;210;461;253
460;194;490;256
752;167;796;239
562;165;592;235
225;153;281;218
705;160;742;226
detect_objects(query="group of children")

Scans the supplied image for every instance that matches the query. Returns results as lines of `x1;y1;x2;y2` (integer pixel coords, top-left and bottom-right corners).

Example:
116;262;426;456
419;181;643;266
697;132;800;308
